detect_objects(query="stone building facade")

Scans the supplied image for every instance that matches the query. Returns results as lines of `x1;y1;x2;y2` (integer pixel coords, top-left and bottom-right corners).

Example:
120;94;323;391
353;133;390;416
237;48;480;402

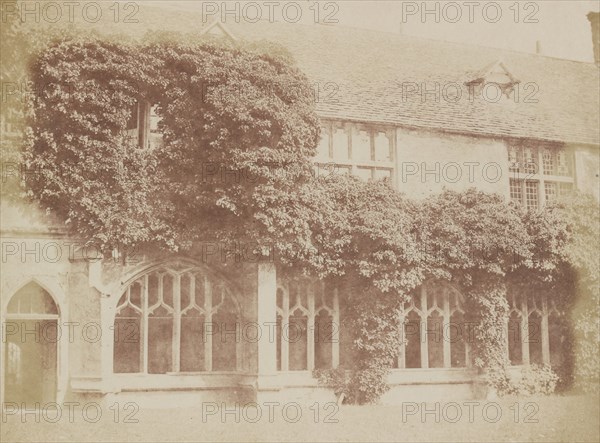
1;13;599;408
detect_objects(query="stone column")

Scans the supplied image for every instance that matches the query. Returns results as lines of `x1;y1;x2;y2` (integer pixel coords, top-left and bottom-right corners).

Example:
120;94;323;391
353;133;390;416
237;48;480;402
255;262;279;401
100;292;116;393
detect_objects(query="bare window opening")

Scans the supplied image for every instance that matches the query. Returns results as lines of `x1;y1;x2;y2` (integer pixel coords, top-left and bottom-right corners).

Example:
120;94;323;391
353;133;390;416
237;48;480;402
148;104;163;149
549;314;568;368
7;282;58;315
528;313;543;365
404;310;421;368
212;291;238;371
5;283;59;407
113;267;239;374
316;126;331;159
339;314;354;369
314;311;333;369
427;311;444;368
332;127;349;160
276;314;282;371
449;311;466;368
352;129;371;162
508;311;523;365
288;310;308;370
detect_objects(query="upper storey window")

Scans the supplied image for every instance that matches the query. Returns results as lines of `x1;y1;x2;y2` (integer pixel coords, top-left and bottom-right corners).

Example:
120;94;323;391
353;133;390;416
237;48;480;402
508;142;574;210
124;101;163;150
314;121;395;185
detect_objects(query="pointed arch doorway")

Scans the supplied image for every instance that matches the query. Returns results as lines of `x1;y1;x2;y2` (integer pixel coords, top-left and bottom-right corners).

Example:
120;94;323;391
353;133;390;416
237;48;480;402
3;282;59;407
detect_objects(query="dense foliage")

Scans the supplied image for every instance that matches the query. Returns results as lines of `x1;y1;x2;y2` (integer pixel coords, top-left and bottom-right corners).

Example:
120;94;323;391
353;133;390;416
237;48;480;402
22;35;600;402
24;35;319;253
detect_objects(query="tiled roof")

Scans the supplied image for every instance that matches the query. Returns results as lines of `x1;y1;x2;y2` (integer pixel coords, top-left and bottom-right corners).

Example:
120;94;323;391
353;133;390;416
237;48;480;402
68;6;600;145
227;20;600;145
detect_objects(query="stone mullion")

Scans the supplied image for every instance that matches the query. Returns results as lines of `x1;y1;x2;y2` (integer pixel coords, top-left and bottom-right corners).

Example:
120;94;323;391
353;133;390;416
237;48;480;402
443;289;451;368
521;295;530;365
503;316;510;362
327;122;333;159
235;297;243;372
204;277;213;371
307;283;315;371
541;295;550;365
172;274;181;373
537;148;546;208
281;285;290;371
332;286;340;369
142;275;149;373
420;286;429;369
398;306;406;369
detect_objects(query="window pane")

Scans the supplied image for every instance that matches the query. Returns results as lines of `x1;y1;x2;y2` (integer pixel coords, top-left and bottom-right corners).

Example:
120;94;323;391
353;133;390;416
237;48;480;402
556;150;570;176
542;148;554;175
510;179;523;205
374;132;391;162
332;128;348;160
508;146;520;173
317;127;330;159
148;105;162;149
352;129;371;162
523;147;538;175
525;181;539;210
558;182;573;197
545;182;557;203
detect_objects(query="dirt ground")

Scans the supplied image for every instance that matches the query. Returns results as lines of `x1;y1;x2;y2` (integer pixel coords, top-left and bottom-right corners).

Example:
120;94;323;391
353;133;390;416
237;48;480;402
1;393;599;442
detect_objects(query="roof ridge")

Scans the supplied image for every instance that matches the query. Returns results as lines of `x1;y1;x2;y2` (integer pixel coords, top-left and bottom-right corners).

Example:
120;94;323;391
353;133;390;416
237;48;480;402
231;17;600;67
143;2;599;66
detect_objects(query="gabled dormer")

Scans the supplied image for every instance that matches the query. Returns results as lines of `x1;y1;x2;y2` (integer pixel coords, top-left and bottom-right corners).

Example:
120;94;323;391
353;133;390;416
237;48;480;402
199;21;237;43
465;60;520;99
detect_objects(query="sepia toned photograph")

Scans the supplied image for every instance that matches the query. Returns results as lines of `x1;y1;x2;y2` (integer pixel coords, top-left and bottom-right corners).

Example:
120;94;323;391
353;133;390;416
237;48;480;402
1;1;599;442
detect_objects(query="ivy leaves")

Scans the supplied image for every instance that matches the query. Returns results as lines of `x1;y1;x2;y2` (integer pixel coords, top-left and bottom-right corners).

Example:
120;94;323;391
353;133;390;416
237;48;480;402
25;36;319;254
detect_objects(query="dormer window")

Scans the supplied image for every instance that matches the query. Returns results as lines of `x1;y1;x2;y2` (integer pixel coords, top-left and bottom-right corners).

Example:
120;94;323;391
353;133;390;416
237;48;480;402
465;60;520;99
199;21;237;43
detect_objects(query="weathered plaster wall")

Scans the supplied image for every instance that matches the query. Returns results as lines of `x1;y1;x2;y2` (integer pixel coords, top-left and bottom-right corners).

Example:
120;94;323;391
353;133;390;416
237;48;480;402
573;144;600;201
395;128;510;199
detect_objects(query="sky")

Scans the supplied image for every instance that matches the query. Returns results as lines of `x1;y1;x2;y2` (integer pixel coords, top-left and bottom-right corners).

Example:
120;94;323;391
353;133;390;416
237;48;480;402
161;0;600;63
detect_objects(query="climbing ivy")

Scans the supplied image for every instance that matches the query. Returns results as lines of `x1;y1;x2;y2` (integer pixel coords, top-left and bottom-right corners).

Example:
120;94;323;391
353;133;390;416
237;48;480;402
23;34;599;403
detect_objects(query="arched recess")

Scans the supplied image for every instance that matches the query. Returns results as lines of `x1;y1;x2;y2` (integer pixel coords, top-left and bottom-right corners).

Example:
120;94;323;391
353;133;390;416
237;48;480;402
399;281;469;369
111;261;243;375
2;281;63;407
